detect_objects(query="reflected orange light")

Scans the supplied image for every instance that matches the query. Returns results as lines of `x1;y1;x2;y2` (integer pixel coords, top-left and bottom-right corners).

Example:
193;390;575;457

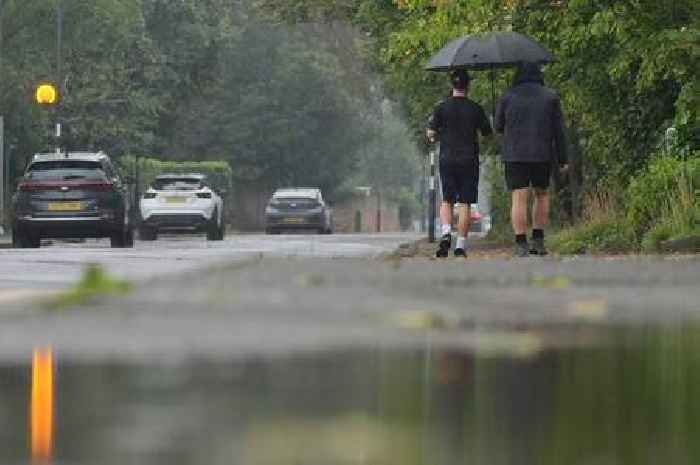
31;348;54;463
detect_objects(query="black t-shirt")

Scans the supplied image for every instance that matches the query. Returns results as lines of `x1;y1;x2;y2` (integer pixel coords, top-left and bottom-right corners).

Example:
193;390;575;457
428;96;492;161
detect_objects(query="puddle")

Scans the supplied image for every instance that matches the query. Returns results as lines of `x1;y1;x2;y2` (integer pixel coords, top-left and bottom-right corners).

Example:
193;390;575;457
1;325;698;465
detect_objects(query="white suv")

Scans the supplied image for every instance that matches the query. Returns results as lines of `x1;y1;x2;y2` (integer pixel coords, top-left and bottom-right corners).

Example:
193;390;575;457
139;174;225;241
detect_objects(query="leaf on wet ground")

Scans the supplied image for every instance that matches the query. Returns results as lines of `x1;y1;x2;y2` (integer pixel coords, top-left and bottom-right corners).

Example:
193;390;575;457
389;310;449;330
474;332;544;359
567;299;608;321
296;273;327;287
531;274;572;289
44;264;132;310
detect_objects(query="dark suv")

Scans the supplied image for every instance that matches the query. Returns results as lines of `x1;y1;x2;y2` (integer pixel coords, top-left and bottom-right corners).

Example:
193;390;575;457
11;152;134;248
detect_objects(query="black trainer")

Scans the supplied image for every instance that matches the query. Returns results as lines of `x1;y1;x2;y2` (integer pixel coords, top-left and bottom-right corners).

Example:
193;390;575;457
454;248;467;258
513;241;530;257
530;237;548;256
436;234;452;258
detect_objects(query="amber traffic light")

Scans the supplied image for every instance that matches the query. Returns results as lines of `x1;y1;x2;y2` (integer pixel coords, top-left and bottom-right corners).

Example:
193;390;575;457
35;84;58;106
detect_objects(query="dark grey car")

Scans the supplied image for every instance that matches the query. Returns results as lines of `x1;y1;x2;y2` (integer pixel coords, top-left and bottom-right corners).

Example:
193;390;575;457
264;188;333;234
11;152;134;248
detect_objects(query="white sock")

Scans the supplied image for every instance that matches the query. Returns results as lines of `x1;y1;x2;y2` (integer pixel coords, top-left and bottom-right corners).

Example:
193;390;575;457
441;224;452;236
456;236;466;250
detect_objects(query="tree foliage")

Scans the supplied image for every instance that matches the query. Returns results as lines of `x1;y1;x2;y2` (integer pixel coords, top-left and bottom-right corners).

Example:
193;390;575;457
1;0;421;203
256;0;698;182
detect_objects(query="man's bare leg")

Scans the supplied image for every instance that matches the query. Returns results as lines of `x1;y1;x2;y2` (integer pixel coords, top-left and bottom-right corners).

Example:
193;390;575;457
531;189;550;255
532;189;550;230
456;203;470;238
511;189;529;235
511;188;530;256
440;201;453;235
454;203;470;256
436;201;454;257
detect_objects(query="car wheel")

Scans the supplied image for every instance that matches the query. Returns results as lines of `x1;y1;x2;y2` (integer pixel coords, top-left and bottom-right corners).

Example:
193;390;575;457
124;227;135;248
110;227;133;248
13;226;40;249
215;222;225;241
206;210;220;241
139;226;157;241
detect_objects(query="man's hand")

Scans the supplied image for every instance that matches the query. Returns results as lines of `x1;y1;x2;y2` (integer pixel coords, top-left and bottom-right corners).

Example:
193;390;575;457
426;129;438;143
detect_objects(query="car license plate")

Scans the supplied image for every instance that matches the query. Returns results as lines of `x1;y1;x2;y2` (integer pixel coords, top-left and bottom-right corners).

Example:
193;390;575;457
283;217;305;224
165;196;186;204
48;201;82;212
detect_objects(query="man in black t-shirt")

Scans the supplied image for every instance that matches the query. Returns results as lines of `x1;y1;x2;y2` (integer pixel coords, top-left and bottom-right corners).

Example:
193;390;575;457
427;70;492;258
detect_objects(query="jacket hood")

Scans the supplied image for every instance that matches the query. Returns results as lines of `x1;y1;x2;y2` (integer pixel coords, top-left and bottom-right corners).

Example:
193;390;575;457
513;62;544;86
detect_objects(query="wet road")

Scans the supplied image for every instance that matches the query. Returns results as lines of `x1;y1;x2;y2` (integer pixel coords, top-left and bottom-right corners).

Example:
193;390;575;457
0;236;698;464
0;233;416;297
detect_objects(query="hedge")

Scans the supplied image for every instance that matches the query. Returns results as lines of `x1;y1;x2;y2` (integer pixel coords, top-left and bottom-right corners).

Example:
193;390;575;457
118;156;233;193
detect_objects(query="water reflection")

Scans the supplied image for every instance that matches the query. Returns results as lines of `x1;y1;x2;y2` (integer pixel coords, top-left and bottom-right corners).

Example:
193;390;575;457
30;348;53;465
0;326;697;464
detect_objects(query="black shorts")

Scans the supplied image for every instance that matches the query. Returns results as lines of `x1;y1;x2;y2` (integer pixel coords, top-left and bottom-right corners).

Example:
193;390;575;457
505;162;551;191
439;157;479;204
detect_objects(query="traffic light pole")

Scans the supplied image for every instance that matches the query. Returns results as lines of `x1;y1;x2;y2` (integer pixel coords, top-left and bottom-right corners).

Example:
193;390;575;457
428;148;436;243
56;0;63;155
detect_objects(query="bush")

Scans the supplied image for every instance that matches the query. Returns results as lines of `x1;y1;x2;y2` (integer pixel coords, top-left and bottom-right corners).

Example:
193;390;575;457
641;222;675;253
640;169;699;252
549;218;637;255
626;154;699;236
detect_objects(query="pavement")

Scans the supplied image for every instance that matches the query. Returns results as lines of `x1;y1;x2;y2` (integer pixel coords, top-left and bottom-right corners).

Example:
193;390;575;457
0;232;697;363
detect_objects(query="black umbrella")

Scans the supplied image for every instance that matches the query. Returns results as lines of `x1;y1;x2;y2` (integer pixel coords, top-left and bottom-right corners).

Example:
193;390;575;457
425;31;553;116
425;31;553;71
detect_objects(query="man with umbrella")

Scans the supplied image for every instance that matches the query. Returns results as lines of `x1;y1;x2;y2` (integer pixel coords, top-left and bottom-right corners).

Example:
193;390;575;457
495;62;568;257
427;70;493;258
425;32;562;257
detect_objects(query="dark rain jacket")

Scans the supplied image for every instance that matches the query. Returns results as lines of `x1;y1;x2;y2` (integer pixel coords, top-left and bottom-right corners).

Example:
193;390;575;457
428;96;493;163
495;64;568;164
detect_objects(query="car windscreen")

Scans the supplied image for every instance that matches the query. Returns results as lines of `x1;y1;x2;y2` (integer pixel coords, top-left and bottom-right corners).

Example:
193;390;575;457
152;178;203;191
27;161;107;181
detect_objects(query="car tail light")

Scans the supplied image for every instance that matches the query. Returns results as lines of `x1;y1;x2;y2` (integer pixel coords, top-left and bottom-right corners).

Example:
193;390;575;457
196;192;212;199
143;192;157;199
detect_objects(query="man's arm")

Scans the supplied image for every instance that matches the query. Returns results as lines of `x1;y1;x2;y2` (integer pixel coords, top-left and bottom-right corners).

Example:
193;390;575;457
478;105;493;138
494;94;507;134
552;96;568;166
426;105;442;142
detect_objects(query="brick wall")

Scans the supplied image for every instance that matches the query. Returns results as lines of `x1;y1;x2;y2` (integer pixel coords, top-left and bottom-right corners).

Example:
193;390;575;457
333;194;401;233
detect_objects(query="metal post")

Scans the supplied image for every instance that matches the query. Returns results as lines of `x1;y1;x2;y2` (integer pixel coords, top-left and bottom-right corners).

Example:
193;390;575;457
56;0;63;155
376;189;381;233
0;116;4;235
428;148;436;243
1;0;4;234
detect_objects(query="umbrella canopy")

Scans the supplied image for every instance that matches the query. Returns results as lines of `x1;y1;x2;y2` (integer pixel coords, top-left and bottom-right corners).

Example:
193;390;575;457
425;31;553;71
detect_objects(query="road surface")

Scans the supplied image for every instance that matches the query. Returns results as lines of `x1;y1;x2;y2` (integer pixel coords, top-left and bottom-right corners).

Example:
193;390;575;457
0;233;697;361
0;233;416;298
